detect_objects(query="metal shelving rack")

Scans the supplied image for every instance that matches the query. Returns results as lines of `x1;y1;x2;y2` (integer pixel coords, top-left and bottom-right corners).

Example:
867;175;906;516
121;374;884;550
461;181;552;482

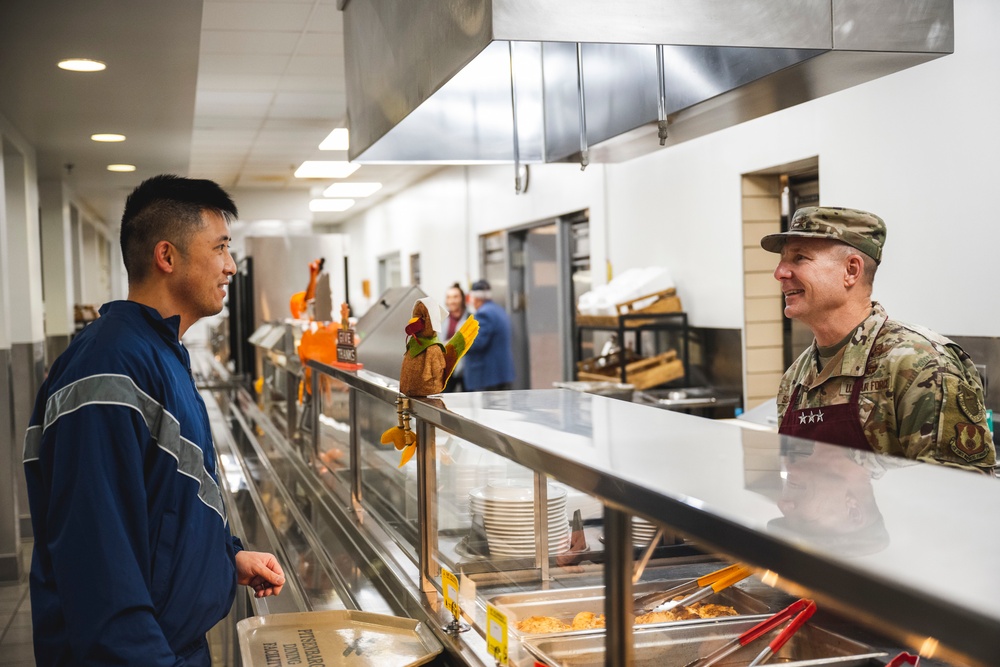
573;311;690;385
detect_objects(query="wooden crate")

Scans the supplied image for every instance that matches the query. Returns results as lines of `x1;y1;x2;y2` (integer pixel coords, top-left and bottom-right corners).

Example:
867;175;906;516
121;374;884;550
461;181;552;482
577;349;684;390
576;288;682;328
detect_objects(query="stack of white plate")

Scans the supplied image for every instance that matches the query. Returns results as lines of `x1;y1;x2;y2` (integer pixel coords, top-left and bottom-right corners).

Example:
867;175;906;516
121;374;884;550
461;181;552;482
632;517;661;548
469;481;570;557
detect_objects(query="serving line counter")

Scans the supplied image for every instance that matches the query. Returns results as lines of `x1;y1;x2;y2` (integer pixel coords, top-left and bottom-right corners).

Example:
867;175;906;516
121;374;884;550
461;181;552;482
201;331;1000;666
315;355;1000;666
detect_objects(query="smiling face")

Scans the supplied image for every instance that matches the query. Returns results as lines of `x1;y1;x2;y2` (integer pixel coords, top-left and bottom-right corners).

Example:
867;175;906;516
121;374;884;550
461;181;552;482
171;209;236;324
772;238;854;327
445;287;464;317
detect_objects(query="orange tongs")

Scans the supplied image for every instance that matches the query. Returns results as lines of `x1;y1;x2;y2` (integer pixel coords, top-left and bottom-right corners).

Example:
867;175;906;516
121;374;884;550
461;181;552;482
633;563;751;615
683;598;817;667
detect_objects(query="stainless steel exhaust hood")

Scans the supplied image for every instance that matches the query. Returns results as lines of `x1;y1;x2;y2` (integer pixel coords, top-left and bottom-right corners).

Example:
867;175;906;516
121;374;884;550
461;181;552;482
344;0;953;166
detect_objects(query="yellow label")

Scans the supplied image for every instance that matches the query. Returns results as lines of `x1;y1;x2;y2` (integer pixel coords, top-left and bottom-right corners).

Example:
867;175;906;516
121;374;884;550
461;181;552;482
486;603;508;665
441;568;460;619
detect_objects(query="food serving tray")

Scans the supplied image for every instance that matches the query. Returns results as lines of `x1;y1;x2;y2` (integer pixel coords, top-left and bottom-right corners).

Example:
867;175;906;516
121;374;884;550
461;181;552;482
524;617;887;667
490;578;773;639
237;610;442;667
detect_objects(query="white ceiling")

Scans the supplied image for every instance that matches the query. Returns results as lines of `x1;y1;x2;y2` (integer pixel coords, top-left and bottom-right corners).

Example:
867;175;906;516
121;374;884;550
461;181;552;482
0;0;437;226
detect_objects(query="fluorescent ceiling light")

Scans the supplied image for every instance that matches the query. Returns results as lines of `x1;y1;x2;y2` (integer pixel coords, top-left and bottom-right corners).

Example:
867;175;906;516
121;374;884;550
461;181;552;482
91;133;126;142
319;128;350;150
294;161;360;179
323;182;382;198
58;58;106;72
107;164;136;172
310;199;355;212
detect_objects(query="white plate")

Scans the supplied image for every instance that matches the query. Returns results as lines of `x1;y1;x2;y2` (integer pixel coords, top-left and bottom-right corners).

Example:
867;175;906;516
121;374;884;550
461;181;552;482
472;512;569;526
470;504;568;516
487;535;569;549
490;543;571;557
470;505;568;517
470;481;568;504
485;528;570;541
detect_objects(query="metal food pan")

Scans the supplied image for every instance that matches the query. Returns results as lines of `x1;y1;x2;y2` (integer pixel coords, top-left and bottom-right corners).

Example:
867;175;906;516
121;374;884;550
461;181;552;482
491;578;773;639
524;617;886;667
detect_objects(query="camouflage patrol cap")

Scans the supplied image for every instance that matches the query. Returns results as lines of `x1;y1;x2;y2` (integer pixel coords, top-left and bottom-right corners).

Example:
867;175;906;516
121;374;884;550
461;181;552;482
761;206;886;264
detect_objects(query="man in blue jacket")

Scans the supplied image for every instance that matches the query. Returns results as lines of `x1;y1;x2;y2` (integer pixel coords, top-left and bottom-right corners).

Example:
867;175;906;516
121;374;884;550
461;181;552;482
23;175;285;666
463;279;516;391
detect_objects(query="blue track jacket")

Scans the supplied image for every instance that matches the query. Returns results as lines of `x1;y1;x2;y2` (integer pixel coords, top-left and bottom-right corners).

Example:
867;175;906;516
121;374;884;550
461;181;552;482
463;299;516;391
23;301;242;666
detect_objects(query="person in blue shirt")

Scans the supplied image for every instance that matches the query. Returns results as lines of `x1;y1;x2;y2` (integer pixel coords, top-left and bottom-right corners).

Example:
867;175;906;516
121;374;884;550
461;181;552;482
23;175;285;666
462;279;516;391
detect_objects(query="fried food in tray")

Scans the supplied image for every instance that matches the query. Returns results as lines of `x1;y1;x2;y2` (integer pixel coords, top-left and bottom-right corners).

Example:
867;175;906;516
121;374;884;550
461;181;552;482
515;601;736;634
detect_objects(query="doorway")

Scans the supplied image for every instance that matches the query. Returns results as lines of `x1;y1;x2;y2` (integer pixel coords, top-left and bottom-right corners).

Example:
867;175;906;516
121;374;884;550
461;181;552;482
378;252;402;295
741;158;818;409
479;211;590;390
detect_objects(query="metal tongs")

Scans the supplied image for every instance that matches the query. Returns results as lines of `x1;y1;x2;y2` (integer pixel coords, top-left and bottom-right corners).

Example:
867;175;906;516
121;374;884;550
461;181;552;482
633;563;751;615
682;598;817;667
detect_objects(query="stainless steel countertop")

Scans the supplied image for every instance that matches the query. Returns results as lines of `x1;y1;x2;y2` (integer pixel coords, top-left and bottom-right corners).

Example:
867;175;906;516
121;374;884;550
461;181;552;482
310;361;1000;666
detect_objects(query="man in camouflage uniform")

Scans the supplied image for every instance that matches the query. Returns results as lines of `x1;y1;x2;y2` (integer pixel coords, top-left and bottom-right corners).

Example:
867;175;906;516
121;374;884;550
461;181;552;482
761;206;995;473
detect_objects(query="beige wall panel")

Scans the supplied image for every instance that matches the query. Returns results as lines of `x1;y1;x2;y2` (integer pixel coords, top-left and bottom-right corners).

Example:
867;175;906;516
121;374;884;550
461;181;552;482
742;175;781;197
745;297;783;323
745;272;781;298
747;346;785;372
743;221;781;247
742;196;781;221
744;245;780;273
747;371;784;398
746;321;783;348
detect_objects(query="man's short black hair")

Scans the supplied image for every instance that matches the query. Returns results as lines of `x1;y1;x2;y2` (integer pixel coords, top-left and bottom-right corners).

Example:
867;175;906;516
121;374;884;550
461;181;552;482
120;174;238;284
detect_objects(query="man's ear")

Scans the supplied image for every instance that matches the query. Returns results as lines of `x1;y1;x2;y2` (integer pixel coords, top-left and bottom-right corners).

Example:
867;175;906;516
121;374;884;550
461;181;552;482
844;254;863;287
153;240;177;275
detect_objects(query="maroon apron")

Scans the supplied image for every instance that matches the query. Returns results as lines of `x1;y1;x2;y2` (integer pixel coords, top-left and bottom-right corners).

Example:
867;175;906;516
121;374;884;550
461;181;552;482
779;323;885;451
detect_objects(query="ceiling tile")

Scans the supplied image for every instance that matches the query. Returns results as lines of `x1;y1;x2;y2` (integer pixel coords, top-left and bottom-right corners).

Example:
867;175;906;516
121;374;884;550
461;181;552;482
202;2;315;32
289;32;340;57
306;4;343;33
196;72;282;92
200;29;300;55
285;54;343;77
199;53;291;77
276;74;342;92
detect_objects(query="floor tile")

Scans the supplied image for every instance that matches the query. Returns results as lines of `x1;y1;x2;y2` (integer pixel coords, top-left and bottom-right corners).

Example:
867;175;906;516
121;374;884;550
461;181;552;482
0;641;34;662
1;625;31;645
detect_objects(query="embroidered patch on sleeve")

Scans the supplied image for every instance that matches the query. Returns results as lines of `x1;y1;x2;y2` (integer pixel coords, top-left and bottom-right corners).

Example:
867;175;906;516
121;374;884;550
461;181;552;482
951;422;988;462
956;382;985;423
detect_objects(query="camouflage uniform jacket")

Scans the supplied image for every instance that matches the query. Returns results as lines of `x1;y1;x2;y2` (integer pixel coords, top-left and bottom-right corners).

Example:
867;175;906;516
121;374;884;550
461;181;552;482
777;302;996;472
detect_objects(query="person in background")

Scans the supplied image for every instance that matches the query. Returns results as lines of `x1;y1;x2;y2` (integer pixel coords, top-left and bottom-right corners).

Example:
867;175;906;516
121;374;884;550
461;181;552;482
462;279;516;391
762;206;995;473
23;175;285;666
443;282;471;392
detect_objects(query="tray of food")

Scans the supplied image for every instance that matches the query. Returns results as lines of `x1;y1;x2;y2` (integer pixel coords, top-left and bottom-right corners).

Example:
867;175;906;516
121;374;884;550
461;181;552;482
523;616;887;667
492;575;772;639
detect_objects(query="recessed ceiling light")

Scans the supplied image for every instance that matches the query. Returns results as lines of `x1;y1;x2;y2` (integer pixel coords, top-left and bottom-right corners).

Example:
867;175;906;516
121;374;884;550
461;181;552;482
91;133;126;142
294;161;359;179
107;164;136;172
310;198;355;212
58;58;106;72
323;182;382;198
319;128;349;151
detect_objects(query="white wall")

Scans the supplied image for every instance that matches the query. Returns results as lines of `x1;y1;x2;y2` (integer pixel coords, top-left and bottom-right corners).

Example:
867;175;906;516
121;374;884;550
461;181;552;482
344;0;1000;337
